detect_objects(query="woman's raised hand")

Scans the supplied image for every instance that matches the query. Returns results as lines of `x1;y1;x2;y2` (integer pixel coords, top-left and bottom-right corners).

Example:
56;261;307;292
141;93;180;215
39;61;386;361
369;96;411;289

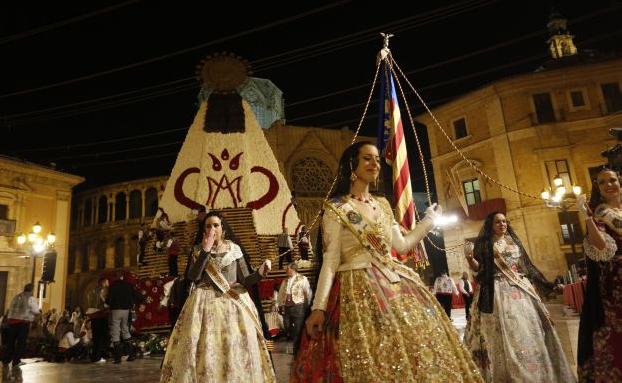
425;203;442;221
464;241;475;259
202;229;215;252
575;194;592;219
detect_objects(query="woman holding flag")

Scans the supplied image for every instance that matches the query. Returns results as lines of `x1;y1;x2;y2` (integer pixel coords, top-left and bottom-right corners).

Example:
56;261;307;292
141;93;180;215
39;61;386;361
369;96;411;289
290;141;482;382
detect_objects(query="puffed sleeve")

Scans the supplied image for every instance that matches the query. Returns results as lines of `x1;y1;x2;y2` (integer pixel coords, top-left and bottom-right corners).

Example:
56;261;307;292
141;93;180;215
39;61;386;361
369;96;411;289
311;208;342;311
583;232;617;262
584;205;618;262
390;217;434;254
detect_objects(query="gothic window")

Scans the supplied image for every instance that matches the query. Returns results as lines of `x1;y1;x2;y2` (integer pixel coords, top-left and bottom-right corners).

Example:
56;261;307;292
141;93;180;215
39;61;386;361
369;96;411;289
292;157;333;197
129;190;142;219
115;192;127;221
98;196;108;224
145;188;159;217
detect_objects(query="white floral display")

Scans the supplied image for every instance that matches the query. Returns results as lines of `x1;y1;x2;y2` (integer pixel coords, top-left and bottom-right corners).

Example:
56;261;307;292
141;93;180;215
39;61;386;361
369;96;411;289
158;100;299;235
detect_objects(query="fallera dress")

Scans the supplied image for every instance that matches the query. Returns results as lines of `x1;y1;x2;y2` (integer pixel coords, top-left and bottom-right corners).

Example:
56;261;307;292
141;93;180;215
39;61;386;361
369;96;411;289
464;234;576;383
160;240;275;383
578;204;622;382
290;196;483;383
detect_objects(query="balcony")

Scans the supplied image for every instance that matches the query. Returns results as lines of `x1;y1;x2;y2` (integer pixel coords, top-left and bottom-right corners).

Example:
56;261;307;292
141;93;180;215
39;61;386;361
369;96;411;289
448;198;506;221
467;198;506;220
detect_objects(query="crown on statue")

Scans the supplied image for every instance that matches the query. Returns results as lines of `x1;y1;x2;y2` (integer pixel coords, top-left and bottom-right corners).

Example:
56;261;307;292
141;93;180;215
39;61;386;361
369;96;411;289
196;52;252;94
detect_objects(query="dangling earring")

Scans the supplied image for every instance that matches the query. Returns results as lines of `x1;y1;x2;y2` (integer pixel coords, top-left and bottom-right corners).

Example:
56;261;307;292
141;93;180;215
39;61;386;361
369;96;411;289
222;230;226;240
349;161;357;182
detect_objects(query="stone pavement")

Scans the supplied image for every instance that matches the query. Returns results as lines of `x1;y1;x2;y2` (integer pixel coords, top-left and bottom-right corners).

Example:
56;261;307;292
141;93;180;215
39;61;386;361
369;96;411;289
2;306;579;382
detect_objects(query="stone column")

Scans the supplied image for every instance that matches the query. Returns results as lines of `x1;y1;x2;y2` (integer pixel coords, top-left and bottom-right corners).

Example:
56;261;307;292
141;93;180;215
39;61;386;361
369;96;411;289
125;191;130;221
49;190;71;311
109;200;114;222
124;233;131;267
141;188;146;219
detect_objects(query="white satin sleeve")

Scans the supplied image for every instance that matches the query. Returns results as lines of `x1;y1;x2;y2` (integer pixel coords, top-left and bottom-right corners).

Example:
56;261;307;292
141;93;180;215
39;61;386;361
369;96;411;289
391;216;434;254
311;209;342;311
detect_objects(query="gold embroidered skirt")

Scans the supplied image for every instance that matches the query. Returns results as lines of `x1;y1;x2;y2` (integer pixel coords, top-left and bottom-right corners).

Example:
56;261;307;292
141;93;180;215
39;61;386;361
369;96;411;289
291;266;482;382
160;286;276;383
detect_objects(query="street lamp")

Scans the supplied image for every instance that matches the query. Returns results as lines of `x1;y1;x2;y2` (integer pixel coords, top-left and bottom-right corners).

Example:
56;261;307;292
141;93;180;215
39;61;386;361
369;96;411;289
541;175;582;271
15;223;55;286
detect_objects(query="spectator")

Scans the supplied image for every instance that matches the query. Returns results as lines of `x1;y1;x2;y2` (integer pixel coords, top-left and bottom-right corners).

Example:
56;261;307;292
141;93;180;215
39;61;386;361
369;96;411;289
57;322;84;362
277;227;293;269
277;262;312;353
433;271;458;320
106;273;143;363
297;226;311;261
137;223;148;266
154;208;173;254
86;277;109;363
2;284;41;378
457;271;474;320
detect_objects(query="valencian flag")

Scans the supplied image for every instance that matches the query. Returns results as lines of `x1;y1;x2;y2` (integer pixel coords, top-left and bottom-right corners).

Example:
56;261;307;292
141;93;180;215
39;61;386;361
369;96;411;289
377;62;429;268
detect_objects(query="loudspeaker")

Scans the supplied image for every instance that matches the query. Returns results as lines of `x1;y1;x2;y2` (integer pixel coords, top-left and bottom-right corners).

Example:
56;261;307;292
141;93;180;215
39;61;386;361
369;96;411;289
41;251;57;283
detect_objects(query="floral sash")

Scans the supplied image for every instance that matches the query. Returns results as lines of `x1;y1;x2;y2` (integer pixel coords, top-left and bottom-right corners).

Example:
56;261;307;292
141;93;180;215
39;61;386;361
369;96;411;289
492;252;552;323
324;198;420;284
204;257;264;336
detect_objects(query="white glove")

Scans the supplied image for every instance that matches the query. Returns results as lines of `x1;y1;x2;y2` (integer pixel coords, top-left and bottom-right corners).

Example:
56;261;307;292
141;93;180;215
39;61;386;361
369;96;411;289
258;259;272;277
424;203;442;221
576;194;590;219
463;241;474;258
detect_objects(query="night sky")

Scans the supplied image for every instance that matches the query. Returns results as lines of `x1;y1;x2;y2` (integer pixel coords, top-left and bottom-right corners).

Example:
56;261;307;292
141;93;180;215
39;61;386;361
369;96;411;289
1;0;620;193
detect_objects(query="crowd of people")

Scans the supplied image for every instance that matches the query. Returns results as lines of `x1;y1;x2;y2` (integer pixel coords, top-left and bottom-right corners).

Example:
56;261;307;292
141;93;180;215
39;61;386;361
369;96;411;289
0;272;146;379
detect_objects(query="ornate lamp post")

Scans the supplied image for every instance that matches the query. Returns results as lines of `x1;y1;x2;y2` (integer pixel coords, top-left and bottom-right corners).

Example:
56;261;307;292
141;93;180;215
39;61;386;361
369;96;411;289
15;222;55;307
540;176;582;270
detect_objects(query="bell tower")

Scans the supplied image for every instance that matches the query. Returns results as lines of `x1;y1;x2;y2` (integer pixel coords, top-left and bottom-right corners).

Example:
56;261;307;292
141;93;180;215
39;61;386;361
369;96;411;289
546;8;578;59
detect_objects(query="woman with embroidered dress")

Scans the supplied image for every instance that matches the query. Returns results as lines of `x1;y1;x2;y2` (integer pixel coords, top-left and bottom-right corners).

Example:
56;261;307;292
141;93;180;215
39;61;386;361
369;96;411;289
160;211;275;383
463;211;575;382
290;141;482;383
576;168;622;382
